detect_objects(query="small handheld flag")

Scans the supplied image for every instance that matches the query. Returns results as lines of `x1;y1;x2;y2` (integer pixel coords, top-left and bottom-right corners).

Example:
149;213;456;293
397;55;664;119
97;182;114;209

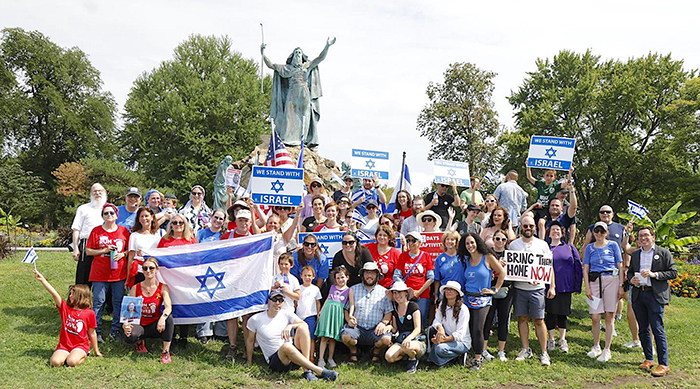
22;247;38;269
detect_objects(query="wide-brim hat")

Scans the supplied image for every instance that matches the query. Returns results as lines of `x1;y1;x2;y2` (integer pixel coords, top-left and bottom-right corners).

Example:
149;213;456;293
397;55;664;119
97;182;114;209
439;280;464;297
416;210;442;229
389;281;410;292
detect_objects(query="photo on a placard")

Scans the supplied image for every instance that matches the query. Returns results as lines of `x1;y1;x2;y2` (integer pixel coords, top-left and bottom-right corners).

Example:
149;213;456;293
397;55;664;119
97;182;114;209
120;296;144;324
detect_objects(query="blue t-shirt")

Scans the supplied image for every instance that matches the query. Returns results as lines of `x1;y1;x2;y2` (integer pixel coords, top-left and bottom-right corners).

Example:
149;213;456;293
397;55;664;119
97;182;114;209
434;253;465;288
583;241;622;273
291;251;329;285
198;228;222;243
116;205;137;229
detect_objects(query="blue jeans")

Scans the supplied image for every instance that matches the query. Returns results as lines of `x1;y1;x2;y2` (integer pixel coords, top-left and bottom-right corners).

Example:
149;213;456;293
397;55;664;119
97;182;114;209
416;298;430;329
632;290;669;366
92;280;125;336
428;340;470;366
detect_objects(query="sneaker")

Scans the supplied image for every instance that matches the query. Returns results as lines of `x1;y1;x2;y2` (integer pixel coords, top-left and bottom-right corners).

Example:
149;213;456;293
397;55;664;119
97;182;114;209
547;339;555;351
161;350;171;364
198;336;209;345
497;351;508;362
317;358;326;369
482;349;494;361
615;313;623;321
224;345;237;362
302;370;318;381
97;334;104;344
320;369;338;381
515;348;533;361
327;358;337;368
597;348;612;362
135;340;148;354
462;352;470;367
587;345;602;359
406;358;419;374
623;340;642;348
470;358;483;371
612;328;618;337
559;339;569;353
540;352;551;366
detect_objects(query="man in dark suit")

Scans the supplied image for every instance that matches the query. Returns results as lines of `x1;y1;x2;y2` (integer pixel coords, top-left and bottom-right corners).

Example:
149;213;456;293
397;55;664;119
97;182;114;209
627;226;677;377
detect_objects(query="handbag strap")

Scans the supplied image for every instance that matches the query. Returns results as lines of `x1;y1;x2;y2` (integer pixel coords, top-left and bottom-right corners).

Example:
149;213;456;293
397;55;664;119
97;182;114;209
403;252;425;281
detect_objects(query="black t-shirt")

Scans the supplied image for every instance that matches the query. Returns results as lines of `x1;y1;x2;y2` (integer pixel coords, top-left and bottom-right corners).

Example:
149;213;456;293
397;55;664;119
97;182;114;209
392;301;420;333
424;191;454;230
302;216;325;232
331;247;373;287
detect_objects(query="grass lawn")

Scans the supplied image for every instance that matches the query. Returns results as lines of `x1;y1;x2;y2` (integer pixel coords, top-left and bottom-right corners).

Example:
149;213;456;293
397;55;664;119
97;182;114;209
2;251;700;388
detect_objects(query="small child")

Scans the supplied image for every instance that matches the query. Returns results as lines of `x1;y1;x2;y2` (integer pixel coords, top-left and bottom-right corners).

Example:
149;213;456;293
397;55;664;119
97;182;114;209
34;269;102;367
315;266;354;369
271;253;300;312
163;194;178;213
526;167;572;220
296;265;323;338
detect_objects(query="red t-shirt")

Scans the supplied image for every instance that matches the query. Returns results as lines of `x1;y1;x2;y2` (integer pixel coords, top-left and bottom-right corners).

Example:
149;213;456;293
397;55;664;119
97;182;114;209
396;250;434;299
136;282;164;327
220;230;251;240
157;237;196;248
56;300;96;354
87;225;131;282
397;208;413;219
364;242;400;288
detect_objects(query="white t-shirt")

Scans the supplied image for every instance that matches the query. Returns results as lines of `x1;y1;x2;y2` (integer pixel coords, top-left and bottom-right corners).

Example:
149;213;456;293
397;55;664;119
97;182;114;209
508;237;551;291
71;202;104;239
296;284;322;319
272;273;300;312
246;309;301;363
128;231;163;272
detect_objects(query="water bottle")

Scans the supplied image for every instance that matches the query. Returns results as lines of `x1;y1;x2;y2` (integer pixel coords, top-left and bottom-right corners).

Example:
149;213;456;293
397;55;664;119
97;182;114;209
109;248;118;270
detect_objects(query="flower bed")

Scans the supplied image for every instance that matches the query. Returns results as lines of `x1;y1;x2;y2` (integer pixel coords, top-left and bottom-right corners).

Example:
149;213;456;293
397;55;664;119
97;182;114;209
671;260;700;298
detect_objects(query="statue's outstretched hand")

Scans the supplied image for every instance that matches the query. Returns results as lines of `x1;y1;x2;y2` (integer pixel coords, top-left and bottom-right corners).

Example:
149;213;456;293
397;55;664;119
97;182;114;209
327;37;336;46
260;43;267;54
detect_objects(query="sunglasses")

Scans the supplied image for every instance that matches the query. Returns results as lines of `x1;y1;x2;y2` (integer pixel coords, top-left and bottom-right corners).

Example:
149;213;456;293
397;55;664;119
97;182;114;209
594;228;606;234
102;211;115;216
341;240;356;246
213;216;225;221
521;224;535;229
171;221;185;226
367;206;377;210
276;206;292;211
381;221;392;226
599;210;612;214
422;218;435;222
143;266;157;271
406;238;418;243
485;199;496;203
191;192;203;196
269;297;285;303
303;242;317;247
311;183;321;188
493;237;507;242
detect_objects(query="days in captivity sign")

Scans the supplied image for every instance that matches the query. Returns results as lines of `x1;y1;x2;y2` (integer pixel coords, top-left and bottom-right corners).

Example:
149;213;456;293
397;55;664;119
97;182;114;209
503;250;554;285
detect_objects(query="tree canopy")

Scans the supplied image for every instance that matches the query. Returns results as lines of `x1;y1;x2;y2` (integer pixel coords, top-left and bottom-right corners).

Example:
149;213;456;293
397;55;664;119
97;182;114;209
121;34;270;198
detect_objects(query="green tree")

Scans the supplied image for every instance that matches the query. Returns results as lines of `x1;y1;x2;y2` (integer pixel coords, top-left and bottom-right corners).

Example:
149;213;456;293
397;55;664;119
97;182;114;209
417;63;501;176
503;50;700;226
0;157;49;224
121;34;270;198
0;28;117;191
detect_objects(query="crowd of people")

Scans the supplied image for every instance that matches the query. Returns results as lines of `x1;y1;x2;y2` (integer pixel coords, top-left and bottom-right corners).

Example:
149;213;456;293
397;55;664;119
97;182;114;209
35;166;678;380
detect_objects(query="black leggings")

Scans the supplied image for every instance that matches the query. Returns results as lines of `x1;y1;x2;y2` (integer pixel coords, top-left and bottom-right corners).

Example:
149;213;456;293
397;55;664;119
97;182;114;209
469;306;490;355
544;313;568;331
125;315;175;343
484;290;514;342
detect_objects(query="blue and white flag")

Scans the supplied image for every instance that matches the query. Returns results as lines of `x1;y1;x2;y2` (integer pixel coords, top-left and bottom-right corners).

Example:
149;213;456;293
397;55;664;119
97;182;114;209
351;209;367;226
142;233;275;325
628;200;649;220
527;136;576;171
22;247;38;264
385;164;413;215
484;170;497;183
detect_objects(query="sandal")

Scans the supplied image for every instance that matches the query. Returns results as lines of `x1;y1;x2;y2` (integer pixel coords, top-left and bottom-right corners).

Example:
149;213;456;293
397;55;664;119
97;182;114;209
371;347;381;363
348;351;359;365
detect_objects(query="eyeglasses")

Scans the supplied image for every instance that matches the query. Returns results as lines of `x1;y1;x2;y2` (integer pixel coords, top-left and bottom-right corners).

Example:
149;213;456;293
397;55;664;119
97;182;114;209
593;228;606;234
102;211;115;216
599;210;612;214
213;216;225;221
303;242;317;247
269;297;285;303
171;221;185;226
493;237;507;242
191;192;203;196
142;266;157;271
521;224;535;229
341;240;356;246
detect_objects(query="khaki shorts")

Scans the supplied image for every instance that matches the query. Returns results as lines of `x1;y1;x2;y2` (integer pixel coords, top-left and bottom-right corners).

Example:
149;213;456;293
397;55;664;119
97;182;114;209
589;275;620;314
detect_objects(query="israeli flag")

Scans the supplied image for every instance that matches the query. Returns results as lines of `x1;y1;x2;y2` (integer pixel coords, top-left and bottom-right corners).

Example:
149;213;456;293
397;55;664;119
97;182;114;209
628;200;649;220
142;233;275;325
22;247;38;264
385;164;412;215
351;209;367;226
484;170;496;183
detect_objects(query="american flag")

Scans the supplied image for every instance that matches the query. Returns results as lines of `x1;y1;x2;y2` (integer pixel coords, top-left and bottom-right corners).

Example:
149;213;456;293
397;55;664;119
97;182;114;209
264;131;295;167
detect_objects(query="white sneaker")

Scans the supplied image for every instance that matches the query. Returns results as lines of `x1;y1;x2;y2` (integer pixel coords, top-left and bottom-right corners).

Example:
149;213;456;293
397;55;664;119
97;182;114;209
587;345;602;358
615;313;623;321
497;351;507;362
596;348;612;362
317;358;326;369
547;339;555;351
482;349;495;361
515;348;533;361
623;340;642;348
559;339;569;353
327;358;337;368
540;352;551;366
612;328;618;337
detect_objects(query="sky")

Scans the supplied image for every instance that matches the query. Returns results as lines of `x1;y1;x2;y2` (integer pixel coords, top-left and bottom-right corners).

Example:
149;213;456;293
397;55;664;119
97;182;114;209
3;0;700;192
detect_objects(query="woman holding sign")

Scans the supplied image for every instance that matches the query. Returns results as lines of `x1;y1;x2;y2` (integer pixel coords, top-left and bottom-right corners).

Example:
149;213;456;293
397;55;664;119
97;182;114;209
583;221;624;363
123;257;174;364
459;232;505;370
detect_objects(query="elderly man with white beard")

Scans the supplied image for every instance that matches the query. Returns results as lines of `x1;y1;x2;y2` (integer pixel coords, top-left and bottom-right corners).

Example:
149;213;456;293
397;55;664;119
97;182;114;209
71;183;108;285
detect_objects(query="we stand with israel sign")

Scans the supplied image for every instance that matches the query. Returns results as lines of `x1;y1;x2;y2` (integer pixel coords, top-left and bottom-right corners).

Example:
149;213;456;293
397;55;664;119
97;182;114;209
527;136;576;171
351;149;390;180
250;166;304;206
433;159;470;187
504;250;554;285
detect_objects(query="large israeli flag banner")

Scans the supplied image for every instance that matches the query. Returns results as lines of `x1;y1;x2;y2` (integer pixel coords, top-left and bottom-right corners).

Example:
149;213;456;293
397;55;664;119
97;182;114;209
527;136;576;171
142;233;275;325
250;166;304;206
433;159;470;187
351;149;390;180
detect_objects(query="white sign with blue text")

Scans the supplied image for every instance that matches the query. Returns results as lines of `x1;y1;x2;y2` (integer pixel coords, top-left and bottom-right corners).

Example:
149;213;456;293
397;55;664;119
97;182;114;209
351;149;390;180
527;136;576;171
250;166;304;206
433;159;470;187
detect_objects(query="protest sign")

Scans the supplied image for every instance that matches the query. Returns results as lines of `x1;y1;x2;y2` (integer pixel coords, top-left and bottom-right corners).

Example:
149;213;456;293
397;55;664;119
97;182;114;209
120;296;143;324
420;232;444;263
250;166;304;206
351;149;390;180
503;250;553;284
433;159;470;187
527;136;576;171
627;199;649;220
225;167;241;188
